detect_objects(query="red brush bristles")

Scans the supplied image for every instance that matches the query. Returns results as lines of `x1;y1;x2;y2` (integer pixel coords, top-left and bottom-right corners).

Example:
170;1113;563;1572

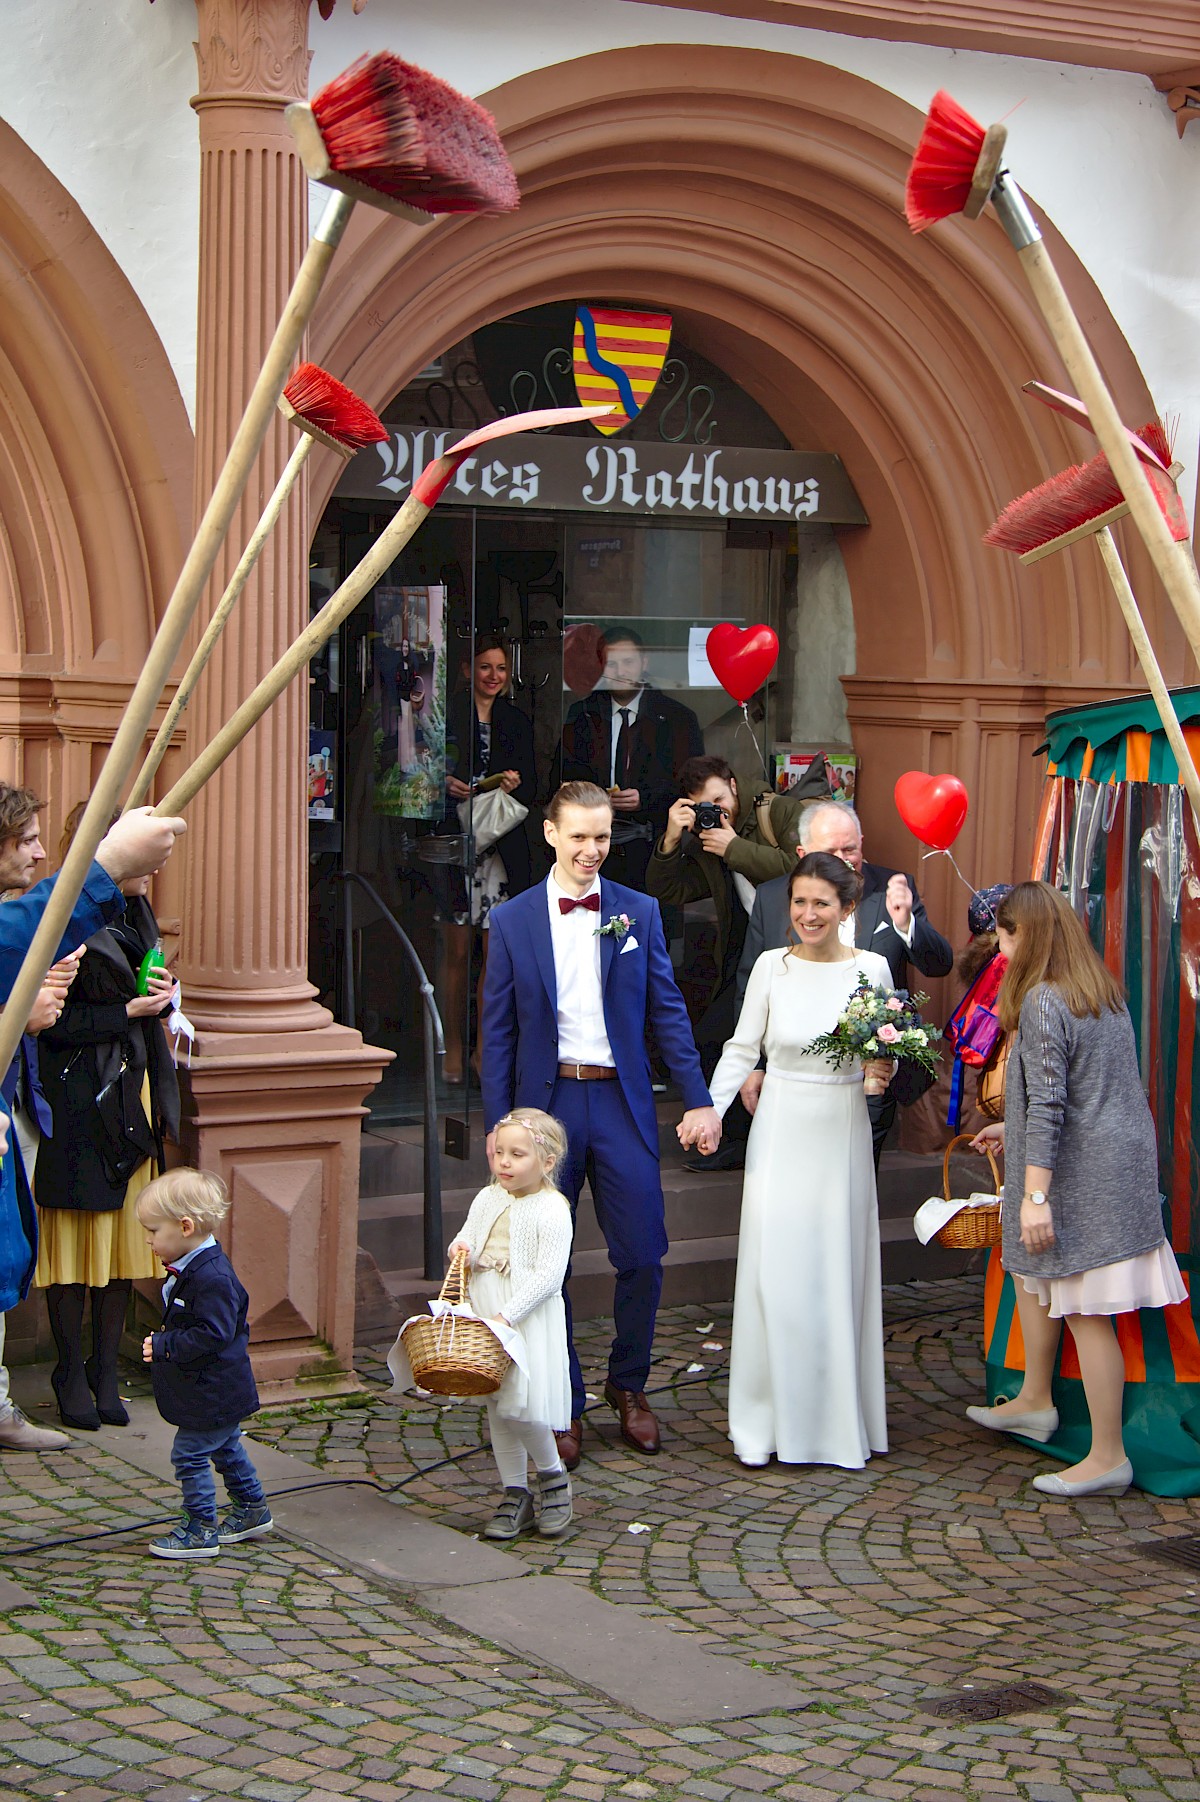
905;90;987;232
985;453;1190;555
283;364;387;451
1136;416;1175;469
309;53;519;215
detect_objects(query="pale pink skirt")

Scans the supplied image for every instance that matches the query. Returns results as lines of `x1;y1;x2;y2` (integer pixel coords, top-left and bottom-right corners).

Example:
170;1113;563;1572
1020;1241;1187;1319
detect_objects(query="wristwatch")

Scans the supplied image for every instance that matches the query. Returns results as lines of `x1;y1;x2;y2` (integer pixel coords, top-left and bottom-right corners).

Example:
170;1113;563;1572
1024;1190;1049;1207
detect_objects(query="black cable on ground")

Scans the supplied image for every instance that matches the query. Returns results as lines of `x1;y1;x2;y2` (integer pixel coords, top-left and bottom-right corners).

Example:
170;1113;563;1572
0;1363;728;1562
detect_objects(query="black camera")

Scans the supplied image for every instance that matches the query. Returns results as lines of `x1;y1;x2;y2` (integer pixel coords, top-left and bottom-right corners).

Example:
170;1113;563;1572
690;800;725;832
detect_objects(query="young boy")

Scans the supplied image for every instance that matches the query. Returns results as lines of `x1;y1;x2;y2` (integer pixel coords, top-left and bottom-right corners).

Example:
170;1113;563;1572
137;1168;273;1560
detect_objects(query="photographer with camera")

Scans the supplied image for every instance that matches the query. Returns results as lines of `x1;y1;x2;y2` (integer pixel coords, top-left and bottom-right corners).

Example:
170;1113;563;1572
646;754;831;1171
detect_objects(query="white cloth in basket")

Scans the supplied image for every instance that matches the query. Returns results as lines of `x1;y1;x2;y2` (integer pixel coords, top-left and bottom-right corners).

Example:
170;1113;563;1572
913;1191;1001;1245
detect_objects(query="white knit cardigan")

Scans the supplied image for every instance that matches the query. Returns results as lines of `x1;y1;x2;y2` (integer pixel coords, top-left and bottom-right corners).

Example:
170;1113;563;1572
456;1182;573;1324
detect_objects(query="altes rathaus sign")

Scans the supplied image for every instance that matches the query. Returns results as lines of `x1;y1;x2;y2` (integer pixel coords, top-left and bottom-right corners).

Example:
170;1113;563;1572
336;429;867;526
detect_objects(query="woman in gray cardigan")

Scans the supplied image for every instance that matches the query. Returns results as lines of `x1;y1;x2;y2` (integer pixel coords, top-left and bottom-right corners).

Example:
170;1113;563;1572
965;882;1184;1499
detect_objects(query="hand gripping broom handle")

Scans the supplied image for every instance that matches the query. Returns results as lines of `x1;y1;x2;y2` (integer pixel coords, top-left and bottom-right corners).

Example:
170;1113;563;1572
153;486;431;817
0;191;355;1088
1093;527;1200;823
126;432;317;808
990;179;1200;669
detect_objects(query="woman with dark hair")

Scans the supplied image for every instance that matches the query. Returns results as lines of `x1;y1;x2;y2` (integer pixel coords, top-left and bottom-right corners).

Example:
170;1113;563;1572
966;881;1184;1498
436;635;536;1084
33;804;180;1430
703;852;895;1469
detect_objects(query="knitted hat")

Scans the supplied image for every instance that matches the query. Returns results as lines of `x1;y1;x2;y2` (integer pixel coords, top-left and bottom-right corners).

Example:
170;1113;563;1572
968;883;1011;937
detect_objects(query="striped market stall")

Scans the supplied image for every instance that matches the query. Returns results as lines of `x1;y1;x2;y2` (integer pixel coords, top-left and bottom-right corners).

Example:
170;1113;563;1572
983;688;1200;1496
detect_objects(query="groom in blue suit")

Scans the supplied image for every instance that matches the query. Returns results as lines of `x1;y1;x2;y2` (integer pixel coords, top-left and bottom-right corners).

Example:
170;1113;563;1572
482;780;720;1467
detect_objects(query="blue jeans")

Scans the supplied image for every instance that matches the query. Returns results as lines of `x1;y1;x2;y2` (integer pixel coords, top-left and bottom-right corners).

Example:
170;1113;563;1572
171;1423;265;1523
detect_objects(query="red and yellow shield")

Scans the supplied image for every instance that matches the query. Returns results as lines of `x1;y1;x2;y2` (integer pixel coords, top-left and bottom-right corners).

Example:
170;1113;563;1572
572;306;672;435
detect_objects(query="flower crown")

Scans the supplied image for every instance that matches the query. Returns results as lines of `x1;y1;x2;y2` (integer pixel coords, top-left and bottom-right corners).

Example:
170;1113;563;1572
496;1112;547;1148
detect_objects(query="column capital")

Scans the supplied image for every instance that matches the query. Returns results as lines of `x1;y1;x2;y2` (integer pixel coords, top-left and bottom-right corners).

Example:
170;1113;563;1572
191;0;313;106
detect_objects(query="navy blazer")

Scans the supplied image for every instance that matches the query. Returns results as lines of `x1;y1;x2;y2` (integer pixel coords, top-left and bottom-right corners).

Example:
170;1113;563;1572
481;876;711;1156
737;860;954;1004
149;1243;259;1431
559;687;704;827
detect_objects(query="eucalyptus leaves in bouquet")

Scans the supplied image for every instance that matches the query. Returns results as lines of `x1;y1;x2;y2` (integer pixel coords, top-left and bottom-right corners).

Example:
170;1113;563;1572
806;975;941;1082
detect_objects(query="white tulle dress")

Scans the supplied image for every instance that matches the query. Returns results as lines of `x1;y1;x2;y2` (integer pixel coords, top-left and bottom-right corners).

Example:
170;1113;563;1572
709;948;893;1469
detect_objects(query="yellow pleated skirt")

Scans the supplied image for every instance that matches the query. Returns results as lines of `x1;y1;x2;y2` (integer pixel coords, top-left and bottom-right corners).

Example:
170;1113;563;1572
34;1075;160;1287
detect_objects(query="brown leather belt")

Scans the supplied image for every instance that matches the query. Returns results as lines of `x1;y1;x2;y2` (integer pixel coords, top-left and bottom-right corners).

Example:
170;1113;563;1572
557;1062;618;1081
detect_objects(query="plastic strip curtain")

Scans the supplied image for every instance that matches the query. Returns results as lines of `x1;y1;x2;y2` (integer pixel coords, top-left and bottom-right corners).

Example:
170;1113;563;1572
983;774;1200;1496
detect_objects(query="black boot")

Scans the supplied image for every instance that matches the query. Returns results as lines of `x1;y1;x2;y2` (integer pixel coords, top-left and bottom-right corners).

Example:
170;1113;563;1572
44;1283;100;1430
87;1281;131;1426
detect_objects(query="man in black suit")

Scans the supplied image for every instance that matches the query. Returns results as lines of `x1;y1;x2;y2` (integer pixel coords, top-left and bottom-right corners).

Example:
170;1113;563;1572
559;627;703;891
737;799;953;1168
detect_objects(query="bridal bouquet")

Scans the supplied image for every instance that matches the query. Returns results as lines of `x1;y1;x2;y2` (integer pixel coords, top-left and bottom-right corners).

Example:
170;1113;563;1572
807;976;941;1078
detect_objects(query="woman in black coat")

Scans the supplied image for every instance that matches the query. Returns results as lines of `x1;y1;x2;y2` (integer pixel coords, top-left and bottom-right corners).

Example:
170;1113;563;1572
34;856;180;1430
436;635;536;1083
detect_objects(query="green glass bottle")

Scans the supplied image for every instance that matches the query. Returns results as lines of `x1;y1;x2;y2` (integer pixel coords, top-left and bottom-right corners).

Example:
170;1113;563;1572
136;942;167;996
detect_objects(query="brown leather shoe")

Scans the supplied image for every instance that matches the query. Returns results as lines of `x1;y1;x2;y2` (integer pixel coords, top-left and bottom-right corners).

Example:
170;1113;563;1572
604;1381;660;1454
555;1418;583;1472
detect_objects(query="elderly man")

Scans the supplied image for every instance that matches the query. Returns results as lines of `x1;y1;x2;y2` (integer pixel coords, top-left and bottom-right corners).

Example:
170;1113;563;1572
738;799;953;1168
0;804;185;1452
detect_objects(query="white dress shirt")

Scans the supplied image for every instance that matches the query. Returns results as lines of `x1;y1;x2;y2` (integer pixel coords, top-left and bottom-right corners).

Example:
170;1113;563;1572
547;872;615;1067
609;689;643;788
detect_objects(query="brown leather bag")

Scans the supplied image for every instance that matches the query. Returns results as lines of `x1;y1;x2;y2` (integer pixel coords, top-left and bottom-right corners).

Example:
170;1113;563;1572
978;1033;1010;1121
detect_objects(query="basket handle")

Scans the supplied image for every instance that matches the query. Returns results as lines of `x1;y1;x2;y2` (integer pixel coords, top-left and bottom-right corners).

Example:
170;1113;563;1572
439;1246;470;1306
943;1132;1001;1201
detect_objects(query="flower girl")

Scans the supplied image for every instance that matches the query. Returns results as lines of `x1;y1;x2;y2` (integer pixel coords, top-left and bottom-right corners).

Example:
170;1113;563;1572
388;1109;575;1539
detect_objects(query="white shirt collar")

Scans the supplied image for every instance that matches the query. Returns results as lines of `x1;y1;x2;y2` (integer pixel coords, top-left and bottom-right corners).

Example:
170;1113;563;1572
548;869;601;902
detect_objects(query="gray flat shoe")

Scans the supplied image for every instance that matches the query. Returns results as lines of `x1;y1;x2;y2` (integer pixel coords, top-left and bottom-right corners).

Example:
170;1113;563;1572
483;1487;535;1541
1032;1459;1133;1498
965;1402;1059;1443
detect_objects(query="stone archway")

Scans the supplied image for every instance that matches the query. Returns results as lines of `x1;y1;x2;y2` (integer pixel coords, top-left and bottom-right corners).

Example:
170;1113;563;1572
0;120;193;818
308;43;1177;910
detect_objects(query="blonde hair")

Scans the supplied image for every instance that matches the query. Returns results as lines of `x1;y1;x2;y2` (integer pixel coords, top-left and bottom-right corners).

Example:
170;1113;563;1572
494;1110;568;1185
136;1167;230;1233
997;881;1125;1030
545;781;612;824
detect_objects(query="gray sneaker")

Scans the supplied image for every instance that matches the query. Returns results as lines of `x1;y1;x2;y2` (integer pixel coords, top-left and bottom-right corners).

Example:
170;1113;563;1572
536;1467;573;1537
218;1502;274;1544
482;1487;535;1541
0;1407;70;1453
149;1515;220;1560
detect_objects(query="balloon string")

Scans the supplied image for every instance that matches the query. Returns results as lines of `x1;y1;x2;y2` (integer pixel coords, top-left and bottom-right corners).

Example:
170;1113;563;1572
735;702;770;782
921;845;979;902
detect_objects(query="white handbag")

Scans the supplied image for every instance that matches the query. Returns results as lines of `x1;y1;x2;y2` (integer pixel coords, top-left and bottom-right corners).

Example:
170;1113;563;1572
457;785;528;852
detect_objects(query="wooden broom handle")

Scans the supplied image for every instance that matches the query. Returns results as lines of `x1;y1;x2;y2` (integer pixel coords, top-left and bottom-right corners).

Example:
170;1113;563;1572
1094;528;1200;823
1017;237;1200;669
126;433;317;810
0;193;354;1089
153;488;430;816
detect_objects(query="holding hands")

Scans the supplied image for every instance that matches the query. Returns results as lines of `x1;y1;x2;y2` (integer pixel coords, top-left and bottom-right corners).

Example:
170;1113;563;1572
677;1105;722;1156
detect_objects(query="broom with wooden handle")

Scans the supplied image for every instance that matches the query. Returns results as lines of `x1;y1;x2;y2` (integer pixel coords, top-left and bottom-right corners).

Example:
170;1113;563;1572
905;91;1200;671
126;364;387;810
152;406;619;818
0;54;519;1091
984;430;1200;822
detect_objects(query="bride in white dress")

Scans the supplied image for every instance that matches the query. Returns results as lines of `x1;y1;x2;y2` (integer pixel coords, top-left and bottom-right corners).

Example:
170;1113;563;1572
706;853;894;1469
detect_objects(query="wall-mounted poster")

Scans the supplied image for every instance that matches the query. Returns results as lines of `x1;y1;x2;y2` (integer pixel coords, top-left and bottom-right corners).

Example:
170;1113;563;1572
372;584;446;819
308;729;336;820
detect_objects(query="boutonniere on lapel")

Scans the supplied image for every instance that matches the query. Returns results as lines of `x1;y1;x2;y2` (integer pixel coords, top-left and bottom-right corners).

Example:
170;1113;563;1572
595;913;634;940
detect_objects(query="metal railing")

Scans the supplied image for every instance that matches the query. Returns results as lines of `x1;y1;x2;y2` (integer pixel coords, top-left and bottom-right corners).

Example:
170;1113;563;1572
337;873;443;1278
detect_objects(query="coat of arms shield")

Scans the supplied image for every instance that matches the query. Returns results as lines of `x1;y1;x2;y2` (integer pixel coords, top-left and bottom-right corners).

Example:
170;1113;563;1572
572;306;672;435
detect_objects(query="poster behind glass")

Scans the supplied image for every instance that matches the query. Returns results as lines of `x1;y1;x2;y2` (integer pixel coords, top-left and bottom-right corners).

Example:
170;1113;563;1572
372;584;447;820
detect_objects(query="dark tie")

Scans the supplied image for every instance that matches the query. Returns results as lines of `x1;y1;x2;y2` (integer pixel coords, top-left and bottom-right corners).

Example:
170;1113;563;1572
615;707;632;788
558;894;601;915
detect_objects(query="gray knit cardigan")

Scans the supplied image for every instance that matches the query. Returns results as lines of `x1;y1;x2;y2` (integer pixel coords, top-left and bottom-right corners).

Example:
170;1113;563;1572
1001;983;1165;1279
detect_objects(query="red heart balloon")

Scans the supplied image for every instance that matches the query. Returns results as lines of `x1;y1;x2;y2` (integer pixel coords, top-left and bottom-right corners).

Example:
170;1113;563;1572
706;623;779;705
562;622;606;697
894;771;969;852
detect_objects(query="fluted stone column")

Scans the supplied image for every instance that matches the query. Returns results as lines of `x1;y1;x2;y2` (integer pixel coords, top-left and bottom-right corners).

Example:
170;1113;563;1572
179;0;388;1395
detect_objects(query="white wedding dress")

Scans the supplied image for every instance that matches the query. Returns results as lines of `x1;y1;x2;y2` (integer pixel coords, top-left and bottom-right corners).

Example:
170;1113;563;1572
709;947;892;1469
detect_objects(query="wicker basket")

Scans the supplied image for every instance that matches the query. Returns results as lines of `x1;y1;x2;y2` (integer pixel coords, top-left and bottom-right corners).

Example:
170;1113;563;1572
400;1249;512;1396
933;1133;1003;1249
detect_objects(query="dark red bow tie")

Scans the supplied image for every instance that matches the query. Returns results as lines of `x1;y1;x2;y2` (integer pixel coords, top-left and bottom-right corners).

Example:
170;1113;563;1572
165;1265;181;1277
558;892;600;914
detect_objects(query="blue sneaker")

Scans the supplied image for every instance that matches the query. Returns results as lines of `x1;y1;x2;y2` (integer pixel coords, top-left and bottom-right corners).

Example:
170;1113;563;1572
149;1515;219;1559
217;1502;274;1544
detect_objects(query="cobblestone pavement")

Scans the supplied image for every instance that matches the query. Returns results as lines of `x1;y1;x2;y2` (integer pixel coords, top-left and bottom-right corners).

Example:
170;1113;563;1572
1;1278;1199;1801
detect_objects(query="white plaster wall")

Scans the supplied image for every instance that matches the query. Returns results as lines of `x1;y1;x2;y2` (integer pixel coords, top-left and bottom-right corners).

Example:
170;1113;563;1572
3;0;1197;482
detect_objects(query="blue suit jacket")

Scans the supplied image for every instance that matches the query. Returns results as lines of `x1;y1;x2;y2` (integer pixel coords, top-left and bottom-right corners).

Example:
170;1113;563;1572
150;1243;259;1431
482;877;711;1156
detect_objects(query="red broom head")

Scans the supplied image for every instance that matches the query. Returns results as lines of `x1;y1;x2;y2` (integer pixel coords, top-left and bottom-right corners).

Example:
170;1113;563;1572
984;453;1190;555
905;90;987;232
282;363;387;451
309;53;519;215
1136;416;1175;470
